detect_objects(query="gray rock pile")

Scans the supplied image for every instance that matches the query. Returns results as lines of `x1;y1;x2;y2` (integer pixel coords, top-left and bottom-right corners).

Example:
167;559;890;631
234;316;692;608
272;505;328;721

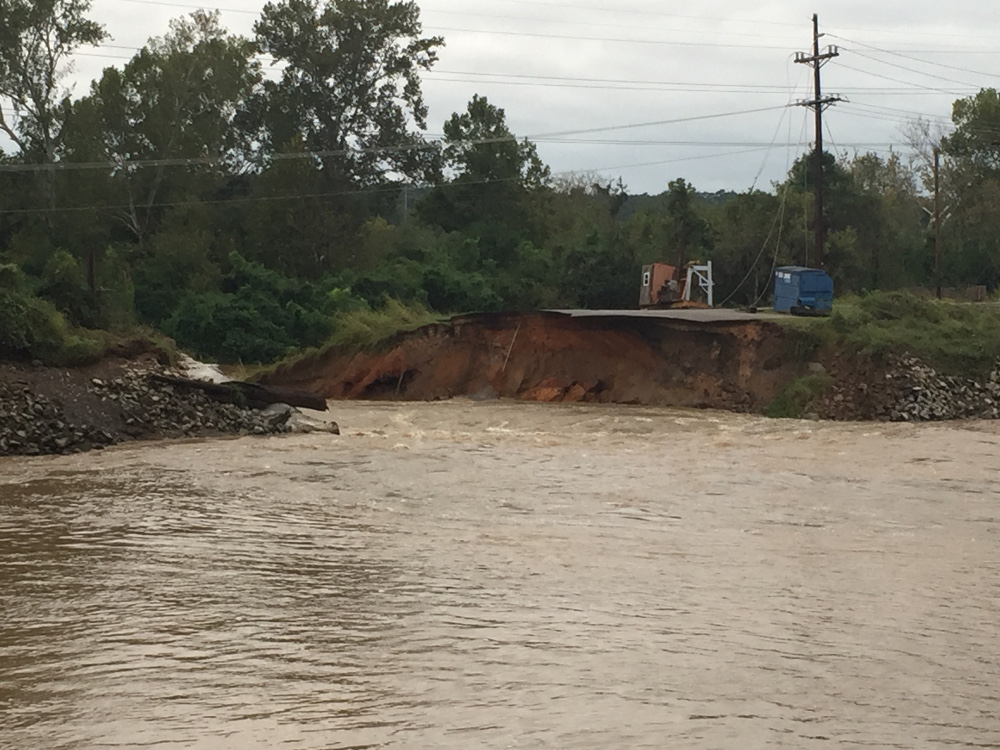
89;368;289;438
887;357;1000;422
0;381;116;455
1;362;334;458
818;355;1000;422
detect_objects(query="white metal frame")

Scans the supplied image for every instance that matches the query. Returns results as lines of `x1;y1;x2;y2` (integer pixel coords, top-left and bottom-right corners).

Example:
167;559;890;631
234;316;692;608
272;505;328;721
684;262;714;307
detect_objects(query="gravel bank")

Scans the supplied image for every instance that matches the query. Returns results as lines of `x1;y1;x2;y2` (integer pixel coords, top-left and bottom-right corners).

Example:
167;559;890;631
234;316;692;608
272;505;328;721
0;357;336;457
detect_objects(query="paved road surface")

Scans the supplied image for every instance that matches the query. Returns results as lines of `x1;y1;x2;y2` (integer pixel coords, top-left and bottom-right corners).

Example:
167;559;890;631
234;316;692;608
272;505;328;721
551;308;781;323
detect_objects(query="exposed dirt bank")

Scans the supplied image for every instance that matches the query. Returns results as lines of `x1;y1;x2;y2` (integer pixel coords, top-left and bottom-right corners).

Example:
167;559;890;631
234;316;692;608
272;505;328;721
262;312;798;412
262;311;1000;422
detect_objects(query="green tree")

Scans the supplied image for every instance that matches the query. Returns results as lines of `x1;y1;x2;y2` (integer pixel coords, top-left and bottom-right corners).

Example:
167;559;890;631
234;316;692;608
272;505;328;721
707;189;785;306
0;0;106;165
164;252;334;363
64;11;261;244
419;95;551;271
847;151;925;289
938;89;1000;289
442;94;549;187
662;178;713;267
252;0;442;187
944;88;1000;173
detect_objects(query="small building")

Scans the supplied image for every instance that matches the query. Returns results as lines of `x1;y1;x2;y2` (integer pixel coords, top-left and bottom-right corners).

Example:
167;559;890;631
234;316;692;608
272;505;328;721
773;266;833;315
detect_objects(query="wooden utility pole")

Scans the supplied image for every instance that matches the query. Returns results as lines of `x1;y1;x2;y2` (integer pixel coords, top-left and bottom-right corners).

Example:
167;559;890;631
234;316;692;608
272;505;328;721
933;147;942;299
795;14;842;269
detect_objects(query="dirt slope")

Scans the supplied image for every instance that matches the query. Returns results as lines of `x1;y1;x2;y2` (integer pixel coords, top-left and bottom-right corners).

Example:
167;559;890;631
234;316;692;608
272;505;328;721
263;312;797;411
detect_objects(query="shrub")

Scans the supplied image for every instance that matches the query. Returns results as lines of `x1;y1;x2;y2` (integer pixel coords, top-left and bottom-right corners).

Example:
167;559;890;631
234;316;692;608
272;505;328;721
325;298;442;350
0;264;106;365
766;374;834;419
162;252;341;363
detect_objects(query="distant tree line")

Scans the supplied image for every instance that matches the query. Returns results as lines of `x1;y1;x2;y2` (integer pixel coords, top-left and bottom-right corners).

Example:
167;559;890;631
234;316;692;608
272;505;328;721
3;0;1000;363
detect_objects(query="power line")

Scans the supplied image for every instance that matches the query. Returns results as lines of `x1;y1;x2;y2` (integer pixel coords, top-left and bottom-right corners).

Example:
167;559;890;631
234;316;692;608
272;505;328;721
749;100;794;191
105;0;257;14
431;69;970;94
843;48;980;88
530;105;788;139
837;61;965;96
830;35;1000;80
426;76;795;95
103;0;804;30
99;0;1000;46
0;105;792;174
558;146;781;176
423;7;802;43
488;0;804;29
0;145;801;216
425;25;792;50
539;138;894;147
722;109;810;307
846;101;953;121
492;1;1000;44
426;73;973;97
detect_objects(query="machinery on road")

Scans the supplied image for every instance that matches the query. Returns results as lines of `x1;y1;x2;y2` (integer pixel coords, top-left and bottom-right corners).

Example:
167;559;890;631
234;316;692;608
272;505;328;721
639;261;715;309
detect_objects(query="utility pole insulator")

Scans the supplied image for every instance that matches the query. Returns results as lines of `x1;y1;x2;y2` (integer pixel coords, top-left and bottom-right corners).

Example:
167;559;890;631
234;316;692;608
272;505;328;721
793;14;842;270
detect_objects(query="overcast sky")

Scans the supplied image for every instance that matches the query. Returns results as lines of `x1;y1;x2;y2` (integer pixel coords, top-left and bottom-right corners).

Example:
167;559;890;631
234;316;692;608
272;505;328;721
55;0;1000;193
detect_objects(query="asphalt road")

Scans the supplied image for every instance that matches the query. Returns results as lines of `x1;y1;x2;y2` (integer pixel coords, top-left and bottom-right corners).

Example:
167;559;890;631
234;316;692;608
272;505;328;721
550;308;781;323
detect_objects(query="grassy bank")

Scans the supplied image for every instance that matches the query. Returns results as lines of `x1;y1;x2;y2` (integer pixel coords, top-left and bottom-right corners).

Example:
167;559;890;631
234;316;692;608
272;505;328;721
1;264;182;367
762;290;1000;418
254;299;445;380
779;291;1000;378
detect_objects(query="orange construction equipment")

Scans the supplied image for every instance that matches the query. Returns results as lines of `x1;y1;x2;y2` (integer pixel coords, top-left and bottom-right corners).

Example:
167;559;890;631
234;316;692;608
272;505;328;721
639;261;715;309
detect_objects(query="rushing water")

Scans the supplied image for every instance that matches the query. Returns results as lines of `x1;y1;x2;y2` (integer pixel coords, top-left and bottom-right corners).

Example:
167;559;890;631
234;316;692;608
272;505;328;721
1;401;999;749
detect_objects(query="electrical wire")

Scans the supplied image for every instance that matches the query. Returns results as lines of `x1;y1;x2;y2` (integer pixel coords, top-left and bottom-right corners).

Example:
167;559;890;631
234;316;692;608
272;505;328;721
843;48;980;88
423;7;803;43
830;35;1000;80
103;0;804;31
837;61;969;97
529;106;788;139
720;74;809;306
0;145;796;216
0;105;793;174
105;0;257;14
748;56;806;191
425;25;791;50
585;146;776;175
488;0;804;28
431;69;968;95
425;76;796;95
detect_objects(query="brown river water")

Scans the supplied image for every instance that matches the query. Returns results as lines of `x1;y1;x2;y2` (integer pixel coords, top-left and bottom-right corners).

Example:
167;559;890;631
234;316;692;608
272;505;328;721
1;401;999;749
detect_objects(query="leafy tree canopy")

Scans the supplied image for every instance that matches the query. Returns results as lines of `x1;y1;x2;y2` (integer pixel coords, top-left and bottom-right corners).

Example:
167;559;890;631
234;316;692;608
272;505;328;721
0;0;106;162
252;0;443;186
944;88;1000;173
442;94;550;188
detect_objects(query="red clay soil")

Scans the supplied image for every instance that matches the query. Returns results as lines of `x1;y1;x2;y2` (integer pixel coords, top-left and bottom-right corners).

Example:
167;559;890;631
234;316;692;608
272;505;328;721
262;312;799;412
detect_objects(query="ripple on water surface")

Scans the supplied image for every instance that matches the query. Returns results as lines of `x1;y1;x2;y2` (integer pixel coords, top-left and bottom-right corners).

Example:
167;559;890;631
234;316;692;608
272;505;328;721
1;402;999;749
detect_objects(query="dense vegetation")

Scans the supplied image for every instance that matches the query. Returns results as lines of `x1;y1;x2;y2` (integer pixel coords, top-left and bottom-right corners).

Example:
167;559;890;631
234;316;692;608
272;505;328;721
3;0;1000;365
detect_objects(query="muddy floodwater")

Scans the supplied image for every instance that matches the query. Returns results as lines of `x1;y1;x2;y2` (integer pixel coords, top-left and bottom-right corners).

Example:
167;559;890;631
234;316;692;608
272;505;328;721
2;401;999;749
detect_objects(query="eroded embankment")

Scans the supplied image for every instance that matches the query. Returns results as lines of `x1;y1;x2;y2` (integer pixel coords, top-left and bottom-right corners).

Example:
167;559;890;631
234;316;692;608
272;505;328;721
262;312;798;411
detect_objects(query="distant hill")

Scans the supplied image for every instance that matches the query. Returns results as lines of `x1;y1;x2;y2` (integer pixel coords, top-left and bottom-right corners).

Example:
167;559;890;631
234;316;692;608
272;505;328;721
617;189;738;222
